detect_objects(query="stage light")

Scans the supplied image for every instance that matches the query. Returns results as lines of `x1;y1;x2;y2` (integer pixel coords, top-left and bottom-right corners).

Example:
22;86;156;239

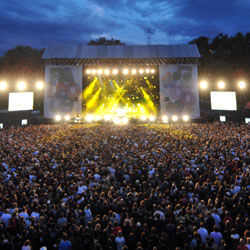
200;80;208;89
183;115;189;122
149;115;155;122
86;69;91;74
86;114;94;122
139;69;144;74
0;81;7;91
97;69;103;75
95;115;101;121
104;114;112;121
64;115;70;121
218;81;225;89
238;81;246;89
104;69;110;75
140;116;147;121
132;69;137;74
145;69;150;74
121;117;129;124
112;69;118;75
91;69;97;74
17;81;26;91
113;117;121;124
151;69;155;74
172;115;178;121
162;115;168;123
55;115;61;121
36;81;44;90
123;68;129;75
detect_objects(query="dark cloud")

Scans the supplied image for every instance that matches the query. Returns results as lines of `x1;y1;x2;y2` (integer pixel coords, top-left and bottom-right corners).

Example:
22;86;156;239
0;0;249;55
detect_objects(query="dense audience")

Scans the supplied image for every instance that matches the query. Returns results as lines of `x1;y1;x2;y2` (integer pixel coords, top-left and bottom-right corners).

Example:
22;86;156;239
0;122;250;250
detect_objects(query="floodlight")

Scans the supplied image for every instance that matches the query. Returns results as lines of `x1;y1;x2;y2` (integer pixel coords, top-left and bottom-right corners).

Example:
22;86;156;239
55;115;62;121
149;115;155;122
113;117;121;124
151;69;155;73
112;69;118;75
139;69;144;74
86;114;94;122
95;115;101;121
183;115;189;121
104;114;112;121
238;81;246;89
121;117;129;124
132;69;137;74
162;115;168;123
172;115;178;121
140;116;147;121
17;81;26;91
145;69;150;74
218;81;225;89
97;69;103;75
200;81;208;89
36;81;44;90
86;69;91;74
104;69;110;75
91;69;97;74
123;69;129;75
64;115;70;121
0;81;7;91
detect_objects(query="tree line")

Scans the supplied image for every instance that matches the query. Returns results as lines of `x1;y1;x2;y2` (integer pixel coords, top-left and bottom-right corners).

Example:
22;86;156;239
0;34;250;84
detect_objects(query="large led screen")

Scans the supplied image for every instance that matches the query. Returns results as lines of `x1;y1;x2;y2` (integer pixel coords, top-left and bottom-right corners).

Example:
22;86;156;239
210;91;237;111
8;92;34;111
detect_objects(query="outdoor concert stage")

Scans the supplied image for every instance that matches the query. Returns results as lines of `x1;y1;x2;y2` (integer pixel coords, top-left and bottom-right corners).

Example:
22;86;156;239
42;44;200;122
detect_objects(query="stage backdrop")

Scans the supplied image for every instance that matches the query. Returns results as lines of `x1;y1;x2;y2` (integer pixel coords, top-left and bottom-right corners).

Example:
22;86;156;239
159;65;200;118
44;66;82;119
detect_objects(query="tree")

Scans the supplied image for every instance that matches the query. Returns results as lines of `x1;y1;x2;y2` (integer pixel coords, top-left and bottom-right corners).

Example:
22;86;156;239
87;37;125;45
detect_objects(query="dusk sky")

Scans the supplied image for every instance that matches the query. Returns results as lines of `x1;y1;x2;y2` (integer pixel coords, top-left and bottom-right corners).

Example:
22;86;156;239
1;0;250;55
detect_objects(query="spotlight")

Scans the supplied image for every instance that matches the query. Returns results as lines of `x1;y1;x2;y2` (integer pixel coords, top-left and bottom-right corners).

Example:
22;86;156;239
218;81;225;89
104;69;110;75
95;115;101;121
86;114;94;122
162;115;168;123
112;69;118;75
200;80;208;89
140;116;147;121
0;81;7;91
17;81;26;91
123;69;129;75
145;69;150;74
183;115;189;122
86;69;91;74
113;117;121;124
149;115;155;122
97;69;103;75
132;69;137;74
91;69;97;74
104;114;112;121
55;115;61;121
238;81;246;89
121;117;129;124
139;69;144;74
36;81;44;90
64;115;70;121
172;115;178;122
151;69;155;74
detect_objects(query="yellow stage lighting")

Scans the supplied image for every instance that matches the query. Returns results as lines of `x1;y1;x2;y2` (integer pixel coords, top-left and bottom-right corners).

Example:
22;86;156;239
151;69;155;74
172;115;178;121
162;115;168;123
183;115;189;121
97;69;103;74
95;115;101;121
55;115;61;121
200;80;208;89
218;81;225;89
36;81;44;90
86;114;94;122
104;114;112;121
86;69;91;74
139;69;144;74
140;116;147;121
113;117;121;124
91;69;97;74
121;117;129;124
132;69;137;74
123;69;129;75
149;115;155;122
0;81;7;91
104;69;110;75
17;81;26;91
238;81;246;89
112;69;118;75
64;115;70;121
145;69;150;73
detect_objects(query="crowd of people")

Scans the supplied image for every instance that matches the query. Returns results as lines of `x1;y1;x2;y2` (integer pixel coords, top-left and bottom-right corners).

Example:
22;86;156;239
0;122;250;250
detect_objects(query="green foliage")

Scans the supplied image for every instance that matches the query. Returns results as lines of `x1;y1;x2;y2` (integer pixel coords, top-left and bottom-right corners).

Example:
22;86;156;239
87;37;125;45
